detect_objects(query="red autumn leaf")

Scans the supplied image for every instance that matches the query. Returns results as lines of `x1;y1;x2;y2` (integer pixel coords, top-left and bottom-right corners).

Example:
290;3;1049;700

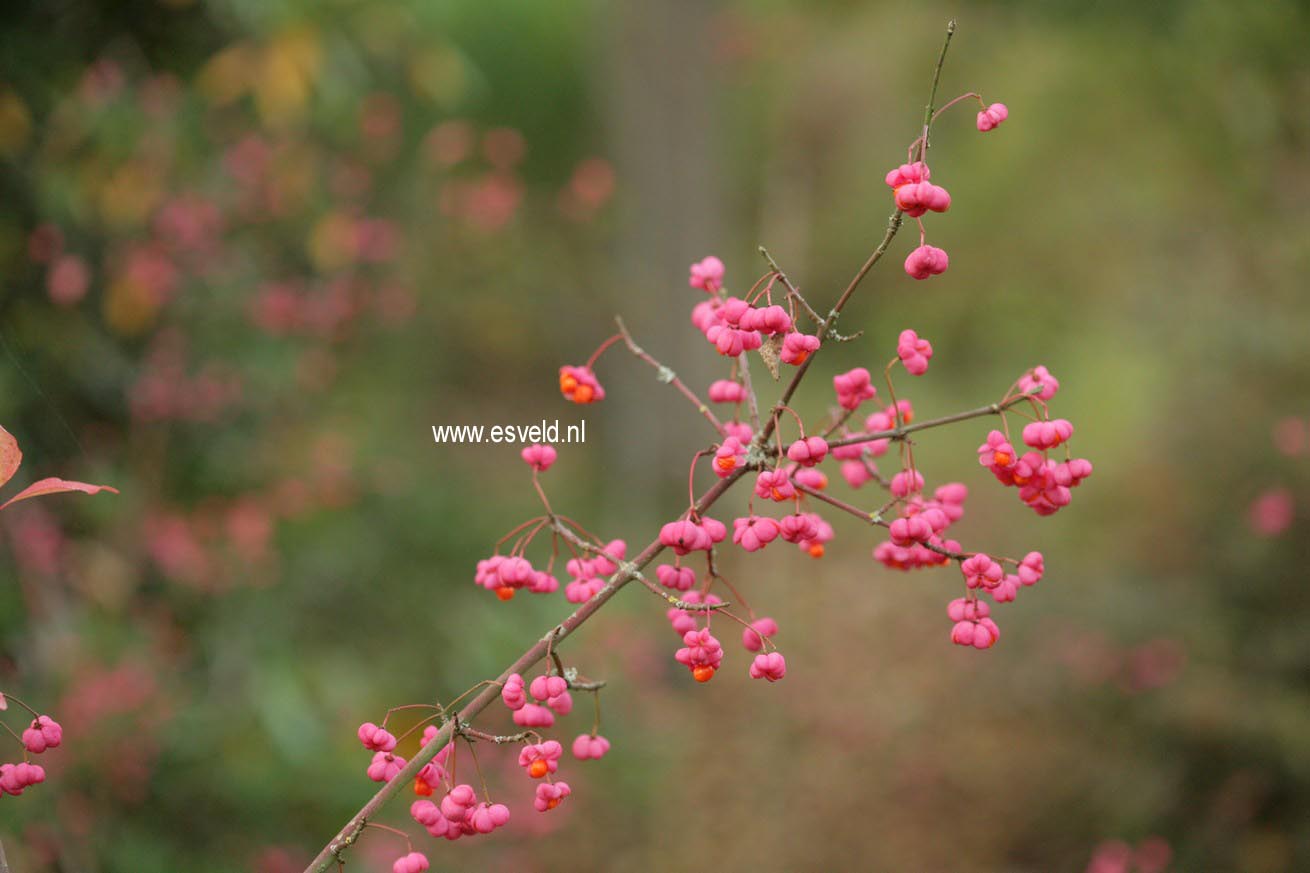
0;476;120;511
0;425;21;489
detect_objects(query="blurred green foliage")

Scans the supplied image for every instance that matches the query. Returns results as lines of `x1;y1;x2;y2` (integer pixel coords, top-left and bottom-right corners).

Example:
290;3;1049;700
2;0;1309;871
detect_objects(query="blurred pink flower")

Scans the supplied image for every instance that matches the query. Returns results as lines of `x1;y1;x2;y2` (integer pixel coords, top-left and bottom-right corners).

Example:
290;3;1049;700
441;173;523;232
559;157;616;220
154;195;224;256
145;513;212;586
224;135;273;189
226;498;274;562
120;243;180;305
1248;487;1293;537
47;255;90;306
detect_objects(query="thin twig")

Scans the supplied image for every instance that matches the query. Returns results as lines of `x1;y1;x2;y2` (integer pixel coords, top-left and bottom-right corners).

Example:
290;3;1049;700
826;387;1042;450
737;350;762;433
759;246;862;341
616;316;725;436
795;482;967;561
916;19;957;163
757;208;903;452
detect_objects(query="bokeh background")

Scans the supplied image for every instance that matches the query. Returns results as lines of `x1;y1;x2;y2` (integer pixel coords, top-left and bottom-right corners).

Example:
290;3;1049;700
3;0;1309;870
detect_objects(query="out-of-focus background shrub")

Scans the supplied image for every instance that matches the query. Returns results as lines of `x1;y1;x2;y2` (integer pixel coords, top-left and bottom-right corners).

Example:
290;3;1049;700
2;0;1308;870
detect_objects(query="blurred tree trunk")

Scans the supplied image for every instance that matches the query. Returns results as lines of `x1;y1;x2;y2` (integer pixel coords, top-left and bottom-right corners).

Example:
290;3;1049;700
601;0;724;513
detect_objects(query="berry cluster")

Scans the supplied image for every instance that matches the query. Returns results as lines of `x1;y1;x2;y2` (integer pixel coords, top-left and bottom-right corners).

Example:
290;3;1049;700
0;698;62;800
895;95;1008;281
976;366;1092;516
355;662;611;868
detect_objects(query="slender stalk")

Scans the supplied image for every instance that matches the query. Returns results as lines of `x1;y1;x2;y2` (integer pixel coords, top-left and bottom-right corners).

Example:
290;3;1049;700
916;19;956;163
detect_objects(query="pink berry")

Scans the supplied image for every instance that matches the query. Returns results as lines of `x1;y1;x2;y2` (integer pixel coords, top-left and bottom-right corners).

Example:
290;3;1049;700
708;379;746;403
884;161;930;189
518;740;564;778
947;597;1000;649
713;436;747;478
512;702;555;728
572;733;612;760
689;255;725;292
501;673;527;711
22;715;63;754
740;304;792;335
779;513;819;544
559;364;605;404
896;329;933;376
889;514;933;547
1017;551;1044;586
976;102;1008;132
392;851;430;873
780;331;820;365
742;617;778;652
755;468;796;502
366;751;406;783
833;367;877;411
732;515;782;552
904;245;948;280
675;627;724;681
655;563;696;591
1021;418;1074;450
794;467;828;490
440;784;477;822
534;780;572;812
469;801;511;833
659;519;712;555
889;469;924;498
592;538;627;575
356;721;397;753
520;443;558;472
749;651;787;682
992;574;1020;603
977;430;1017;476
1017;364;1059;400
894;181;951;218
786;436;829;467
960;554;1004;590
